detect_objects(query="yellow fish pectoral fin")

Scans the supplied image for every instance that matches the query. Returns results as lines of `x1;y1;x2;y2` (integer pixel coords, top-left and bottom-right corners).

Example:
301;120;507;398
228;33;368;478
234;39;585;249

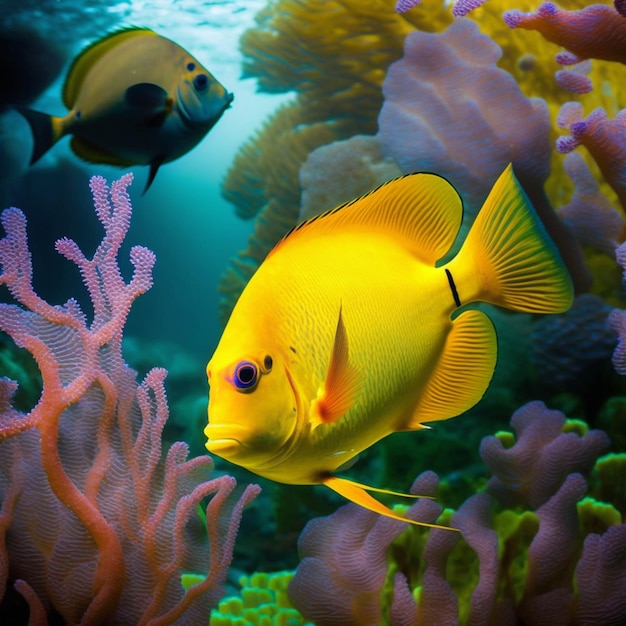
309;306;360;429
323;476;458;531
405;309;497;429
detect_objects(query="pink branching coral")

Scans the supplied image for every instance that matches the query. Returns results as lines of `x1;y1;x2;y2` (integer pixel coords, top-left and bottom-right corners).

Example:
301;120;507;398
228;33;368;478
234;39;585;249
504;2;626;65
557;102;626;213
0;174;260;624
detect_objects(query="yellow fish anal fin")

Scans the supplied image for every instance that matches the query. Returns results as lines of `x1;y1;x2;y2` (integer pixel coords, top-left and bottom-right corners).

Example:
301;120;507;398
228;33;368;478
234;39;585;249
310;306;360;429
63;28;158;108
269;172;463;266
323;476;458;531
451;164;574;314
405;309;496;429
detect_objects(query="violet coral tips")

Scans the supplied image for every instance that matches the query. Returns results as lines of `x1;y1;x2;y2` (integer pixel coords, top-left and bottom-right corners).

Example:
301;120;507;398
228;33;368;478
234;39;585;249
504;2;626;65
557;102;626;212
0;174;260;624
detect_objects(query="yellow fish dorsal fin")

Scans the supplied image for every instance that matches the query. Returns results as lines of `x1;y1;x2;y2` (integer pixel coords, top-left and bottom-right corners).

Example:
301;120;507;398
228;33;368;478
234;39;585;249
269;172;464;266
451;163;574;314
63;27;158;108
309;306;360;429
323;476;458;531
405;309;496;429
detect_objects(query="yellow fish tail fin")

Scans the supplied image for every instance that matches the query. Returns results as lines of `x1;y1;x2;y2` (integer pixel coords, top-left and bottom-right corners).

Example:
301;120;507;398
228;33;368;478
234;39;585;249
19;109;64;164
454;164;573;314
323;476;458;531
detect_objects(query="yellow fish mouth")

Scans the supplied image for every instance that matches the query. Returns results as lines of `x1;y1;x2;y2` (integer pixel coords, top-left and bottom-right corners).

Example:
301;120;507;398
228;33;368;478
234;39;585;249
204;423;250;451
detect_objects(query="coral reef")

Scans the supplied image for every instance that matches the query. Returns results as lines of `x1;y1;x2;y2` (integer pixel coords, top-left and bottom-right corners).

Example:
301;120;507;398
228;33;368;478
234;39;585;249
299;135;402;220
0;174;260;623
557;102;626;212
288;402;625;625
210;571;309;625
558;152;625;255
529;293;617;396
504;3;626;65
378;18;551;214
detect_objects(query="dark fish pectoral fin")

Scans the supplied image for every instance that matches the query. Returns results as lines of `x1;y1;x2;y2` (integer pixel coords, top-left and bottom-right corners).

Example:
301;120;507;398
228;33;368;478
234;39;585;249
125;83;170;117
18;108;59;164
143;159;163;194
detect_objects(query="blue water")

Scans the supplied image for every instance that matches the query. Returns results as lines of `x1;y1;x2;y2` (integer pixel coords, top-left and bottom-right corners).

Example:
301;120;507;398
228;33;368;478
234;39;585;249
1;0;292;363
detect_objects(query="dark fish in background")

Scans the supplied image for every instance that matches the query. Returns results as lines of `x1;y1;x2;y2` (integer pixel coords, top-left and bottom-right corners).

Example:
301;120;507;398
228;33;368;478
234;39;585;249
19;27;234;192
0;26;68;204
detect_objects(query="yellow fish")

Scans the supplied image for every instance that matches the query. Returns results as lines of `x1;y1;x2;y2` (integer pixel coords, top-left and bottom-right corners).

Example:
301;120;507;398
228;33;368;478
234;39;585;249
205;165;573;528
19;28;232;192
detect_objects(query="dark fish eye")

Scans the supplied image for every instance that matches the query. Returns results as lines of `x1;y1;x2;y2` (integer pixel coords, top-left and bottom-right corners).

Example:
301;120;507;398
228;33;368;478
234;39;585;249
263;355;273;372
234;361;258;390
186;61;196;72
193;73;209;92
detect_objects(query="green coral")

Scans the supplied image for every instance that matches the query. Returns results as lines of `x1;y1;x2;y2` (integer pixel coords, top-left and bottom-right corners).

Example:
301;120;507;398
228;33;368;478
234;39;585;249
209;571;310;626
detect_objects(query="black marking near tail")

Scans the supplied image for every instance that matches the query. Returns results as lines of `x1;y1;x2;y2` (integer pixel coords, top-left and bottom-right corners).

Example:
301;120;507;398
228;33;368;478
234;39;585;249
446;269;461;307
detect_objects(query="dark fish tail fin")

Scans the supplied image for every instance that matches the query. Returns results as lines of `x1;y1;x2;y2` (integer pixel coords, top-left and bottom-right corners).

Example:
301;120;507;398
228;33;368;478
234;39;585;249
18;108;62;164
451;164;573;314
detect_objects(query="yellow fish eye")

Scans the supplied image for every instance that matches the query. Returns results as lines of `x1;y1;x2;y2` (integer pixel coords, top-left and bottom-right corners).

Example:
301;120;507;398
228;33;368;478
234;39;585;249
232;361;258;391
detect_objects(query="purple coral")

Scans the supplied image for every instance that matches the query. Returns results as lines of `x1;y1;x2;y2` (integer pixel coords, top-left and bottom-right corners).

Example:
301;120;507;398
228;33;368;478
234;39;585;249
395;0;420;13
452;0;488;18
558;152;624;256
481;401;609;509
0;174;260;623
556;103;626;212
377;18;551;213
529;294;617;394
504;2;626;65
609;240;626;375
288;472;443;625
288;402;624;625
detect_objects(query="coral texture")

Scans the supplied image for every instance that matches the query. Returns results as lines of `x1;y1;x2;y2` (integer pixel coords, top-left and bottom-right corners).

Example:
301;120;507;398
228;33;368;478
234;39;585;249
609;240;626;375
529;294;617;394
378;18;551;214
504;2;626;65
557;102;626;213
0;174;260;624
298;135;402;220
558;152;624;255
288;402;624;626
